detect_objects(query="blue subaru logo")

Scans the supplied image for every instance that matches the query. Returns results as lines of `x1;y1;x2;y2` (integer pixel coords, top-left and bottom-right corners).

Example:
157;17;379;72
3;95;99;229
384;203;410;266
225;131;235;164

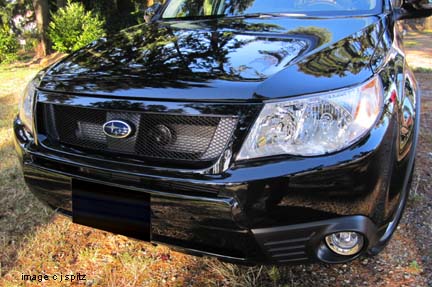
103;120;133;138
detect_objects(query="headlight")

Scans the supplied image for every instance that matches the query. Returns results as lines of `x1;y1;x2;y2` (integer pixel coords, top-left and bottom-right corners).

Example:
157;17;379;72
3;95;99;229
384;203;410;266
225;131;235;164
18;79;37;133
237;76;383;160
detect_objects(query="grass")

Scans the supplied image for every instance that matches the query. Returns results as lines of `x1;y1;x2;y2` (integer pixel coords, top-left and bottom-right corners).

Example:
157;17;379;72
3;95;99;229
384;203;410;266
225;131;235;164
408;260;423;274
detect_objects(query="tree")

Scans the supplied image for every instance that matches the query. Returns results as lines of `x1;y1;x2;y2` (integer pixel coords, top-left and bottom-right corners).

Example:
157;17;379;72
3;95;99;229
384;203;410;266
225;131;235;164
32;0;49;57
48;1;105;53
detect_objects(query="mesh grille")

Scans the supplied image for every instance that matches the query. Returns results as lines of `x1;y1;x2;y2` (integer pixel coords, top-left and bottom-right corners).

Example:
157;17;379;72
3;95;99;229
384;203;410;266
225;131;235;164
40;104;237;163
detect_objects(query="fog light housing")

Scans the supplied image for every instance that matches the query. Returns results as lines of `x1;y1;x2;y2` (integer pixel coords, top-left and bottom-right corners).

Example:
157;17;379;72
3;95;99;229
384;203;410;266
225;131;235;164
325;232;364;256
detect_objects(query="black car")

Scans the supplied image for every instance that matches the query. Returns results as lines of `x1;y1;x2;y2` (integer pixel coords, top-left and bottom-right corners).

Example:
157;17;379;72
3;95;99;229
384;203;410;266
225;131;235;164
14;0;431;265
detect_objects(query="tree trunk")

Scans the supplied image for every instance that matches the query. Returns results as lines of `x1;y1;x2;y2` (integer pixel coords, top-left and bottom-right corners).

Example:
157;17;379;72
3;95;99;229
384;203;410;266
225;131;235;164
33;0;50;58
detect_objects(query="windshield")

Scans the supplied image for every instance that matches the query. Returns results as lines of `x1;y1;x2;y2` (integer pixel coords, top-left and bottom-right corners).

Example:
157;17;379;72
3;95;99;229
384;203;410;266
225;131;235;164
162;0;381;19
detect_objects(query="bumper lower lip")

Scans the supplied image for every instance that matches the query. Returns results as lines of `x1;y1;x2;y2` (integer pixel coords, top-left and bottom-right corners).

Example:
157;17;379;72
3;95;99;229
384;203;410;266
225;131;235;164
13;109;408;264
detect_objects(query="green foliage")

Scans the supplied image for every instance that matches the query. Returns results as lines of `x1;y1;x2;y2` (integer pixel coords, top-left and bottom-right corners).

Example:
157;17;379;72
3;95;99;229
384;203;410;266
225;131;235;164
0;25;18;64
48;1;105;53
267;266;281;285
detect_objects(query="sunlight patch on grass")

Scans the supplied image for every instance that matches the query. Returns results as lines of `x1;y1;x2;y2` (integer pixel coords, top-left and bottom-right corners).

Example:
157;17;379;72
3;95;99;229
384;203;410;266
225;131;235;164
0;68;39;100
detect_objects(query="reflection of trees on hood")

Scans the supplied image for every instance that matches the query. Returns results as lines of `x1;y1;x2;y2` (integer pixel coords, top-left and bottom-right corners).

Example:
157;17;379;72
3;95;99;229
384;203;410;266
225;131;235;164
49;24;252;88
45;19;312;92
289;26;331;46
297;24;382;78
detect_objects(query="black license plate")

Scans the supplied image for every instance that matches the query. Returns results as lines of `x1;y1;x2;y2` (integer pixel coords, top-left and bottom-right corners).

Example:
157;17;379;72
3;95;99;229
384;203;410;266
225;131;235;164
72;180;151;241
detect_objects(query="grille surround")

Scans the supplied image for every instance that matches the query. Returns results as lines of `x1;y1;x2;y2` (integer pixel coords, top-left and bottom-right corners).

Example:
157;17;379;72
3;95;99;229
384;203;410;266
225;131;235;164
38;103;238;165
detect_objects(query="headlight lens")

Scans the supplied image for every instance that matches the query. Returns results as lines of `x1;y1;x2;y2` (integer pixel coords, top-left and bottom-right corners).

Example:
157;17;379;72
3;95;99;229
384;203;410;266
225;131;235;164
18;80;37;132
237;76;383;160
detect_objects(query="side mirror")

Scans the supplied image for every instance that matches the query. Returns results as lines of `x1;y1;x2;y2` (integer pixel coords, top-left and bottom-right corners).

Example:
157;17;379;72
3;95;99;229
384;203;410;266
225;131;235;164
395;0;432;20
144;3;162;23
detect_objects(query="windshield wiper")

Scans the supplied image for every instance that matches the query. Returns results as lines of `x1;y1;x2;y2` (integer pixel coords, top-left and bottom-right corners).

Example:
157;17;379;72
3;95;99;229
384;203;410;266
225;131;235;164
237;13;279;19
162;14;226;21
163;12;282;21
233;12;310;19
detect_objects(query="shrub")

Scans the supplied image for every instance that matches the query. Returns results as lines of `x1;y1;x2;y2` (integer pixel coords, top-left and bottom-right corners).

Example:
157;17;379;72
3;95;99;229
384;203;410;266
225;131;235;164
48;1;105;53
0;25;18;63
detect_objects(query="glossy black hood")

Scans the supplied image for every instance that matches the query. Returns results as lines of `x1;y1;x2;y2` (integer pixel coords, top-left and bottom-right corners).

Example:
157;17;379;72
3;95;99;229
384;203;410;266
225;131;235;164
39;15;386;101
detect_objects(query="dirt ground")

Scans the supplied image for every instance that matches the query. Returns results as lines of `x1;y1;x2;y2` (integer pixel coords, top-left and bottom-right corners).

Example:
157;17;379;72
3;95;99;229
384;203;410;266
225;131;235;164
0;32;431;287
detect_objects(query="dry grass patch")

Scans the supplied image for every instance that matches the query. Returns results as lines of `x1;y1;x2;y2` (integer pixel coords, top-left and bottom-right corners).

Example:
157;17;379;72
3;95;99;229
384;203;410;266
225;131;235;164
2;216;222;286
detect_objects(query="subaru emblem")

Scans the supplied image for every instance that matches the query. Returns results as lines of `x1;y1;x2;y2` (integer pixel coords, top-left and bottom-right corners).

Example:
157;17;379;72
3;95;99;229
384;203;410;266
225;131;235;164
103;120;133;138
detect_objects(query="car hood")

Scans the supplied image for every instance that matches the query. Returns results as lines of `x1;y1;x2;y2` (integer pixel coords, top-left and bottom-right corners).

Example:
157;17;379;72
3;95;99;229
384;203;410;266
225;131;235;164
39;15;385;101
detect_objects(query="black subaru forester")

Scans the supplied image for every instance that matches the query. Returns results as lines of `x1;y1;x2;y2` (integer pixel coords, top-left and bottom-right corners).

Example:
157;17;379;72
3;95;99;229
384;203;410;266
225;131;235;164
14;0;431;265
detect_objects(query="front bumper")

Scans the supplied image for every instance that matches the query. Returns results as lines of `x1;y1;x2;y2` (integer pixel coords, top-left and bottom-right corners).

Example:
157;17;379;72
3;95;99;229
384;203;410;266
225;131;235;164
13;107;410;264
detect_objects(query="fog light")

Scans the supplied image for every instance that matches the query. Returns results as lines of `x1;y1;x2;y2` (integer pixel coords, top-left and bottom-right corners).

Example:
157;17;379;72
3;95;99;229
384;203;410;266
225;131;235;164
325;232;364;256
